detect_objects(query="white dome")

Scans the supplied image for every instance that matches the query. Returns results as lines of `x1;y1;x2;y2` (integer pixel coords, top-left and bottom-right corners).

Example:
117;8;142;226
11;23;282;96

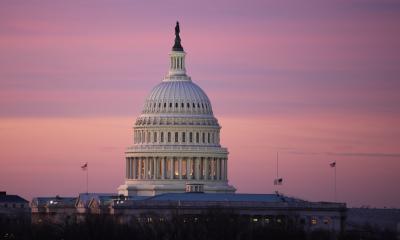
142;80;213;115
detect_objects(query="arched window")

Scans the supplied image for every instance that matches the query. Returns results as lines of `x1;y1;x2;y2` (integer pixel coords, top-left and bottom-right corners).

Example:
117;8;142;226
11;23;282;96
164;103;166;108
147;132;150;143
202;132;205;143
169;103;172;108
189;132;193;143
153;132;157;143
175;132;179;142
161;132;164;142
175;103;178;108
207;133;210;143
187;103;190;108
181;103;184;108
168;132;171;142
182;132;186;142
193;103;195;108
196;132;199;143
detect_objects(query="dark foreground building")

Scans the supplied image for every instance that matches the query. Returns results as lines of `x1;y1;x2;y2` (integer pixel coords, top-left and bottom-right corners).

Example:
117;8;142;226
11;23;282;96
0;191;30;224
31;191;346;233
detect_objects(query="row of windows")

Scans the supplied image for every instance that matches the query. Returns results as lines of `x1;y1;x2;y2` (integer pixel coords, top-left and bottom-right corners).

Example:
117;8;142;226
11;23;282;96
144;101;212;114
1;203;25;208
134;130;219;145
135;117;218;126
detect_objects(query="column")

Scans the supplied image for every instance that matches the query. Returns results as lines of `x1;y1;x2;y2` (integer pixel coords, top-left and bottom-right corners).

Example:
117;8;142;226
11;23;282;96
170;158;174;180
224;158;228;180
195;157;200;180
153;157;157;180
211;158;215;180
216;158;220;180
179;157;182;180
203;158;208;180
133;158;137;179
129;158;133;179
138;158;142;179
126;158;129;179
161;157;165;179
186;158;191;180
221;158;225;181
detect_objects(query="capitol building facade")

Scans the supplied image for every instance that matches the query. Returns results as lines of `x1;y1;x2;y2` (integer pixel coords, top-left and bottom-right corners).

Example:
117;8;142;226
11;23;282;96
118;22;236;196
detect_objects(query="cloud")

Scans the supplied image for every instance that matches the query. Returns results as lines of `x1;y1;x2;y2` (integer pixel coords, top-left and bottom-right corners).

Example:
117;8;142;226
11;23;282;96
286;151;400;158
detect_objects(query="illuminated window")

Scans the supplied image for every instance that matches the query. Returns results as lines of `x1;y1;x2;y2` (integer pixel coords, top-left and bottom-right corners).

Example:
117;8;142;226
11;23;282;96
311;217;318;225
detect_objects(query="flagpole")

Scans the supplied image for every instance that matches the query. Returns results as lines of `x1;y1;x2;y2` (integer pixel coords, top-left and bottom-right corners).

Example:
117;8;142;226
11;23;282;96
276;152;279;180
334;162;336;202
86;163;89;194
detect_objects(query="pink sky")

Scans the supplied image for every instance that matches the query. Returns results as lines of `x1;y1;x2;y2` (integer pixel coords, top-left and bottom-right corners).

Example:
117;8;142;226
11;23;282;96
1;0;400;207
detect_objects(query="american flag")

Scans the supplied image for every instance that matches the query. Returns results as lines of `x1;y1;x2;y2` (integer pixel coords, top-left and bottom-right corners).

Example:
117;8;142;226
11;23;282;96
81;162;88;170
274;178;283;185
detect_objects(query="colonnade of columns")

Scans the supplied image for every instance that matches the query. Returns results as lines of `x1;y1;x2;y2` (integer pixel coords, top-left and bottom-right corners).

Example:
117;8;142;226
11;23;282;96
126;156;227;181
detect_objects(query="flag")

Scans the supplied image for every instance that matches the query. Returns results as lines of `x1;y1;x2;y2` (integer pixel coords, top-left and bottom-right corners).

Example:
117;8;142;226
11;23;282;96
330;162;336;168
274;178;283;185
81;162;88;170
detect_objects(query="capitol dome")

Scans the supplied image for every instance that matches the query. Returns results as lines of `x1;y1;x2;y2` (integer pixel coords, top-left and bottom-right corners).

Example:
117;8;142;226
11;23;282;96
118;22;236;196
141;80;214;116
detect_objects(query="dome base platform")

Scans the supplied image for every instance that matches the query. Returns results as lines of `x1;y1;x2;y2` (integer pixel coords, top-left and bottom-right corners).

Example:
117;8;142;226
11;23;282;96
118;180;236;196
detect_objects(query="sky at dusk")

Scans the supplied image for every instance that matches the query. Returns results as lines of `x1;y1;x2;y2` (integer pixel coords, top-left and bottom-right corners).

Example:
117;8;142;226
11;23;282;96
1;0;400;208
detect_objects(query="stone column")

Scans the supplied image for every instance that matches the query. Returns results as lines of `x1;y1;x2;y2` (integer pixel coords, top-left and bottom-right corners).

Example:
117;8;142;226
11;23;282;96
130;158;133;179
187;158;191;180
153;157;157;180
170;158;174;180
161;157;165;180
144;157;148;179
203;158;208;180
126;158;129;179
133;158;137;179
138;158;142;180
216;158;220;180
211;158;215;180
195;157;200;180
224;158;228;180
179;157;182;180
221;158;225;181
